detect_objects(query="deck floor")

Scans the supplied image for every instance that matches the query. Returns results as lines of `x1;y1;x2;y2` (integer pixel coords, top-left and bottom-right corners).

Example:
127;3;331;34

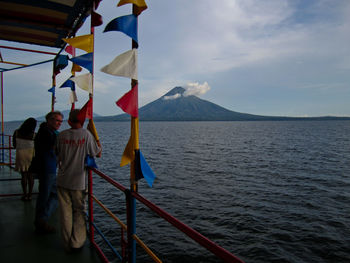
0;166;102;263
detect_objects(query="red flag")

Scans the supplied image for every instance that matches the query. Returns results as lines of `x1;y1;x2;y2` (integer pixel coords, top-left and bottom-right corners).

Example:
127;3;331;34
92;11;103;27
77;98;93;125
65;45;74;55
116;84;138;117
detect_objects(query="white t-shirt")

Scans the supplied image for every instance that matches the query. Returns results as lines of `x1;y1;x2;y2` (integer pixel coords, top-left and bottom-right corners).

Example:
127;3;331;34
56;128;101;190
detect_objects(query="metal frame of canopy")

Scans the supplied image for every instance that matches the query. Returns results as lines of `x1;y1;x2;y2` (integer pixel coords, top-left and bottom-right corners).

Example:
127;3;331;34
0;0;94;122
0;0;95;165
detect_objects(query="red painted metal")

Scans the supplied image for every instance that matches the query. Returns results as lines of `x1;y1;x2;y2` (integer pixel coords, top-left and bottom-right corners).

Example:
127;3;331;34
88;169;95;242
89;168;244;263
91;240;109;263
91;168;127;192
132;192;245;263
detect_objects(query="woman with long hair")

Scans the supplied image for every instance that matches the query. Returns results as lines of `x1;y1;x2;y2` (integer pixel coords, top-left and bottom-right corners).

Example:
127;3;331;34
13;117;37;201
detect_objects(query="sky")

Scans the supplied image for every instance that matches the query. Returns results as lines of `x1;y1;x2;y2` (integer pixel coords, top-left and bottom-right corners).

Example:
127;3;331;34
1;0;350;121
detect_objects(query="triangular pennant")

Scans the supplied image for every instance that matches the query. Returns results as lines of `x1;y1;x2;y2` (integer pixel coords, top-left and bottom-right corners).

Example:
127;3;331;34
92;11;103;27
70;53;93;73
87;119;99;141
69;90;78;104
70;73;93;93
116;84;138;117
65;45;74;55
117;0;148;15
59;77;75;90
63;34;94;53
77;98;93;125
140;151;156;187
48;86;55;96
104;15;138;44
100;49;137;79
85;155;98;168
120;136;135;167
71;63;82;75
135;150;156;187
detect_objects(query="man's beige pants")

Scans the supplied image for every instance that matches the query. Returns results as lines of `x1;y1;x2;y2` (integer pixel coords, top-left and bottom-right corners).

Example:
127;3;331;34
57;186;87;250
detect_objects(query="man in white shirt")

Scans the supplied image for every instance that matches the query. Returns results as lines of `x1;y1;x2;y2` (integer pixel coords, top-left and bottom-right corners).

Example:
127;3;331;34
56;109;101;252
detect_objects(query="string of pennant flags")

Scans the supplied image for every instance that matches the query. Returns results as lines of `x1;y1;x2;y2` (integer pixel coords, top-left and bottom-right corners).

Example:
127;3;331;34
53;0;155;187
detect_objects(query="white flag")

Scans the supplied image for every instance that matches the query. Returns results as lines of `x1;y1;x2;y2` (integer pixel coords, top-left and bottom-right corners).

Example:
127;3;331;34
100;49;137;79
70;73;93;93
69;90;78;104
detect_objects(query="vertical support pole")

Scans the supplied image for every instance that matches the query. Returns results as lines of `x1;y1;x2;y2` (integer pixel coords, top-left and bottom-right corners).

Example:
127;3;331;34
1;71;4;163
9;135;12;166
71;47;76;110
90;2;95;112
88;168;94;241
51;67;56;112
127;4;139;263
87;0;96;247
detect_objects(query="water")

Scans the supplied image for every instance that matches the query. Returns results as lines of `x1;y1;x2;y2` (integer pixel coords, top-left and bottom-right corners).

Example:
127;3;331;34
3;120;350;262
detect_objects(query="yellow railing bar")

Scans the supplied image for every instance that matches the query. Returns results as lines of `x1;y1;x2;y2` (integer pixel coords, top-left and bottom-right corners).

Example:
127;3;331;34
132;234;162;263
92;194;162;263
0;61;28;66
92;194;127;230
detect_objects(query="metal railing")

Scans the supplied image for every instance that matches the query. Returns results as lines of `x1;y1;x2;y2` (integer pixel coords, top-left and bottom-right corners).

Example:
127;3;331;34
0;133;14;166
87;167;244;263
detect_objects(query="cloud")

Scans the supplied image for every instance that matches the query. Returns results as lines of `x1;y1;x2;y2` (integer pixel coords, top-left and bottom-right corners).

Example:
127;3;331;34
162;81;211;101
164;94;181;100
184;82;211;97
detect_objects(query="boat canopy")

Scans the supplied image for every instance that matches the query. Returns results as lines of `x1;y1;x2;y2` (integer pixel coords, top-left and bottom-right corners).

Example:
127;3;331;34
0;0;93;48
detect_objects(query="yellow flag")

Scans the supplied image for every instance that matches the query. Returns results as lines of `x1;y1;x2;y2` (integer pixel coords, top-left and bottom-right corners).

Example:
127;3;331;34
63;34;94;53
117;0;148;15
87;119;99;141
120;136;135;167
71;63;82;75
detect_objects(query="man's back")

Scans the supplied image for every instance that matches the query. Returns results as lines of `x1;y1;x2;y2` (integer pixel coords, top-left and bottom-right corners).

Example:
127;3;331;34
56;128;100;190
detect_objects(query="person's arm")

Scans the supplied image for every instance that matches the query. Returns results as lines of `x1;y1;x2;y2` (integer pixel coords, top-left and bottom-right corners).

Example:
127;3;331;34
96;141;102;158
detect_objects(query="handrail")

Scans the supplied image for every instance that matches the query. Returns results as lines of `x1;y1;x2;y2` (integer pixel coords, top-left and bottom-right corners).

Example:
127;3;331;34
89;168;244;263
88;169;162;263
0;133;14;166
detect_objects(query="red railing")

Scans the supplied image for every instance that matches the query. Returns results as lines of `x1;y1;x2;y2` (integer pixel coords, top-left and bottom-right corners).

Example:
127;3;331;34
88;167;244;263
0;133;14;167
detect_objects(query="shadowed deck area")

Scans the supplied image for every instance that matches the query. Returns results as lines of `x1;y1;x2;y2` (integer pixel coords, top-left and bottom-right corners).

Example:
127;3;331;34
0;166;101;263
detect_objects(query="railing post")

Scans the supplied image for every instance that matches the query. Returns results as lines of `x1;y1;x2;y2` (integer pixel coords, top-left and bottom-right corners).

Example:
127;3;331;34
0;133;4;163
1;72;4;163
8;135;12;166
88;168;94;242
126;189;136;263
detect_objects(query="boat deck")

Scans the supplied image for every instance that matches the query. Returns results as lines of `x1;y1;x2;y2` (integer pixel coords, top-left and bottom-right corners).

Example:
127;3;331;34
0;166;101;263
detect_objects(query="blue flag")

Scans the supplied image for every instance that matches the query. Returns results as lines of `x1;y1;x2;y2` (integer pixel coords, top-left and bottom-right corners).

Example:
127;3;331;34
70;52;93;73
135;150;156;187
48;86;55;96
85;155;98;168
59;77;75;91
104;14;138;44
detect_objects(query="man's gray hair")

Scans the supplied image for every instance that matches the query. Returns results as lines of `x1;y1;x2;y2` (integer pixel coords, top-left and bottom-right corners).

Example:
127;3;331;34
45;111;63;121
